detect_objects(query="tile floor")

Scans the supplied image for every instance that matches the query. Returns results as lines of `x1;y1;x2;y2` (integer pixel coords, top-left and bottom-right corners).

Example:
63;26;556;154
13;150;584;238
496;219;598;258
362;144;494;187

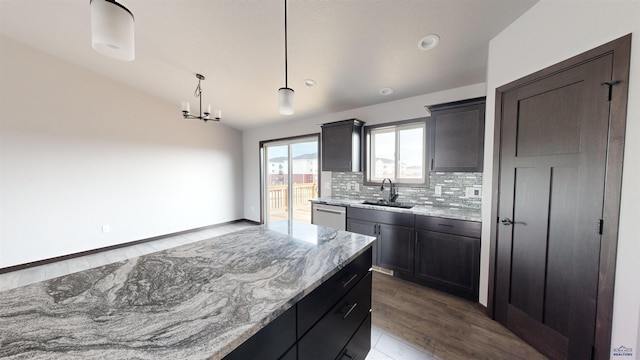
0;220;466;360
368;326;433;360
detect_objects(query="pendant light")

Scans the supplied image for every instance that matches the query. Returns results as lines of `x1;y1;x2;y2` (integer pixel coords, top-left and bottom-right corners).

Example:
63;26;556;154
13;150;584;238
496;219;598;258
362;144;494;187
90;0;135;61
278;0;294;115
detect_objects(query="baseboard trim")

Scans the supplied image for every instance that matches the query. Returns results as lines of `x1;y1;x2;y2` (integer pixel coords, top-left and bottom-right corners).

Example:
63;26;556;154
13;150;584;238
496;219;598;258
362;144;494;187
0;219;259;274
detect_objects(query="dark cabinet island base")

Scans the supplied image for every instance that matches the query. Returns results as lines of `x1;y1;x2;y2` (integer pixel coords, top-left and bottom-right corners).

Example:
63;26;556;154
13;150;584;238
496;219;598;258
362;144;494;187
225;247;373;360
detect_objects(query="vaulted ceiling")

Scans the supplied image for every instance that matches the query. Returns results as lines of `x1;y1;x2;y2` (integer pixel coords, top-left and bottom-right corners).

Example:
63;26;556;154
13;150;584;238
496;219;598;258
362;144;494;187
0;0;538;130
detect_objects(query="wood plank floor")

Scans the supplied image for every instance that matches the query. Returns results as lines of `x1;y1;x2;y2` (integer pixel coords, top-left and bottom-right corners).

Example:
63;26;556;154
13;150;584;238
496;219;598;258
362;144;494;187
371;272;548;360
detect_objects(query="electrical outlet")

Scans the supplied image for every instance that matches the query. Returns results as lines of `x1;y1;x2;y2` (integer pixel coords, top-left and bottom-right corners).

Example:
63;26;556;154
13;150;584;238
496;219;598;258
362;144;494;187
355;183;360;192
466;187;482;198
434;185;442;195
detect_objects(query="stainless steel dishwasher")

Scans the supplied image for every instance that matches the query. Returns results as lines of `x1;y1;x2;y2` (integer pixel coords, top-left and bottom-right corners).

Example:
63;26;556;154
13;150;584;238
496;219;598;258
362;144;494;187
311;203;346;230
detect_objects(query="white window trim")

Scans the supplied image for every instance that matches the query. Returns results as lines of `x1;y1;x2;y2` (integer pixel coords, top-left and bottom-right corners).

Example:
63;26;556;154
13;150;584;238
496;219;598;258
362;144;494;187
366;121;427;185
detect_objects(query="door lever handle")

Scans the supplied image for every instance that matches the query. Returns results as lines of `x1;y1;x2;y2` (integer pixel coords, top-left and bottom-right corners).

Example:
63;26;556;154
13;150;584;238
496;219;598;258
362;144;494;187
501;218;515;226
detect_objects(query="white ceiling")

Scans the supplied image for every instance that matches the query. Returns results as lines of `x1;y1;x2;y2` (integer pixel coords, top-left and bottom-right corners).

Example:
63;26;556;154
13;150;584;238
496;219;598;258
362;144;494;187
0;0;537;130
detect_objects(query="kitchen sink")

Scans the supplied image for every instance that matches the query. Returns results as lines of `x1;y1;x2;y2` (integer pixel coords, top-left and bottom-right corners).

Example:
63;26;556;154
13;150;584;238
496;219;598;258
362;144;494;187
362;200;414;209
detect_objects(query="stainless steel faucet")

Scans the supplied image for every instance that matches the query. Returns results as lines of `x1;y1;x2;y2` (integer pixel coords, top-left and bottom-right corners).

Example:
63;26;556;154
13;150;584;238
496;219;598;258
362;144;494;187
380;178;399;202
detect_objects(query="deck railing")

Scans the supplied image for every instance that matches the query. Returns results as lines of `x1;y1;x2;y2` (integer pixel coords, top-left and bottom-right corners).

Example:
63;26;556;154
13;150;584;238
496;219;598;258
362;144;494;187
269;183;317;212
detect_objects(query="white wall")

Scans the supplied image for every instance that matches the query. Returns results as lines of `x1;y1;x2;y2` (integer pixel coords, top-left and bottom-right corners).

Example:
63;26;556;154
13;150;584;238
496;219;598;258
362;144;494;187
0;37;244;268
242;83;486;222
482;0;640;357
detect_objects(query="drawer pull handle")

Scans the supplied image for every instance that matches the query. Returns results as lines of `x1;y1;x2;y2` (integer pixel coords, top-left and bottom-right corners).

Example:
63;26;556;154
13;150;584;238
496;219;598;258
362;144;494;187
340;273;358;288
341;351;355;360
438;223;454;227
343;303;358;319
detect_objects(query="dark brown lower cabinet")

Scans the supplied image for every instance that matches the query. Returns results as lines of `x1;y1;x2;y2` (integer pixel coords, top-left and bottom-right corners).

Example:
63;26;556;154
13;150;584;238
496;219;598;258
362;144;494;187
346;207;481;301
413;215;481;301
378;223;414;277
223;248;372;360
346;207;415;275
346;219;378;266
414;230;480;301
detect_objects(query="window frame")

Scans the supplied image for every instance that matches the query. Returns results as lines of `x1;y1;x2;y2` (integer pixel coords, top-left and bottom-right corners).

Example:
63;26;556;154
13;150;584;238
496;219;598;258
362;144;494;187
363;117;430;187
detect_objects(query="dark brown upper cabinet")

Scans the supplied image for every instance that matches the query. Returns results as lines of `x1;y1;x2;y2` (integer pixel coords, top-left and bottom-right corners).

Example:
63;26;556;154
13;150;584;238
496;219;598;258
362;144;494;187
427;97;485;172
321;119;364;172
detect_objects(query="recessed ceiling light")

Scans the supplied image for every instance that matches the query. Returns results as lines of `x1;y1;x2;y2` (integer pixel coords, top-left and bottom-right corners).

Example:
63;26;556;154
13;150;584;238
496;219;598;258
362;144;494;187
418;34;440;51
304;79;316;87
380;87;394;96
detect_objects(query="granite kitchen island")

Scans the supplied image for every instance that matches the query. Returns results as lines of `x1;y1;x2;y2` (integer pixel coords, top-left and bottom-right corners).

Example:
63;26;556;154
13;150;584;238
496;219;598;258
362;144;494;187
0;221;376;359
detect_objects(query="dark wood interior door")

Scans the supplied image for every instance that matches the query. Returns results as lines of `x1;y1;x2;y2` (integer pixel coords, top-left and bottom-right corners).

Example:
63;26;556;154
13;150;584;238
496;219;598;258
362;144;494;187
495;53;614;360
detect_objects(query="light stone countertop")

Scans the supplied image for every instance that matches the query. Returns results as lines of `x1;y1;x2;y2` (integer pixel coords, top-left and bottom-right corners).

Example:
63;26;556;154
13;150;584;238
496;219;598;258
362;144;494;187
311;197;482;222
0;221;375;360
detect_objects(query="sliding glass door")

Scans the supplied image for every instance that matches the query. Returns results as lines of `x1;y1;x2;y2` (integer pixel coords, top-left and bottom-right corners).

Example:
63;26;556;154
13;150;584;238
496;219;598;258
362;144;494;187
262;135;319;224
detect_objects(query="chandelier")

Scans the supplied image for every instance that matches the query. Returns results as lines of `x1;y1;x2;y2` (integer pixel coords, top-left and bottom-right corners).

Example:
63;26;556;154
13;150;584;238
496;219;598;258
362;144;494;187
181;74;221;122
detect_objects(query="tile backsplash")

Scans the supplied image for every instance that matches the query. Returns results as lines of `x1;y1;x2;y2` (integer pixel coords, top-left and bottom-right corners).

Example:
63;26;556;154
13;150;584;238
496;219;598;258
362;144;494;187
331;172;482;209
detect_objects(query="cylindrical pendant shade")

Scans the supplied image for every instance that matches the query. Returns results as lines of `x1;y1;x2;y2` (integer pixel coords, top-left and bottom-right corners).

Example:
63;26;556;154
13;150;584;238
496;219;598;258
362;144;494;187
91;0;135;61
278;87;294;115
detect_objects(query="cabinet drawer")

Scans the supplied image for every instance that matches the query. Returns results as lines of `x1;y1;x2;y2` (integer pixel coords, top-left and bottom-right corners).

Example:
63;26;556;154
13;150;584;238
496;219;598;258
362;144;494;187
298;247;372;337
414;215;480;238
223;305;296;360
337;314;371;360
347;207;414;227
298;273;372;360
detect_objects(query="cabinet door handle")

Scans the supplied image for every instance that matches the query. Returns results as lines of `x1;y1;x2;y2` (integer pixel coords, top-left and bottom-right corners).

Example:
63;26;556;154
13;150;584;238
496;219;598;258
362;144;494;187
342;303;358;319
340;273;358;288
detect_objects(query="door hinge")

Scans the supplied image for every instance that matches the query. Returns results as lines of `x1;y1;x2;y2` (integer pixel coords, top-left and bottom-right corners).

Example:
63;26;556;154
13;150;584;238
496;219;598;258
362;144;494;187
601;80;620;101
598;219;604;235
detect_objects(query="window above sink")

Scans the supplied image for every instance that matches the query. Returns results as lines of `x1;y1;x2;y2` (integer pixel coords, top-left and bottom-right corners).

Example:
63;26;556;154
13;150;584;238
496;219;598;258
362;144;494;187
364;118;429;187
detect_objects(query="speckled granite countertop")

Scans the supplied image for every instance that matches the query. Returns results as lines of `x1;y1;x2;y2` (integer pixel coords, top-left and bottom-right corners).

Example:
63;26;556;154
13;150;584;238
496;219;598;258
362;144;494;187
311;198;481;222
0;221;375;360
